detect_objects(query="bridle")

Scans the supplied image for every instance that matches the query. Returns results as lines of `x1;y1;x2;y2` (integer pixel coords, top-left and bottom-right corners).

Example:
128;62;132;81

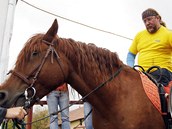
8;38;65;109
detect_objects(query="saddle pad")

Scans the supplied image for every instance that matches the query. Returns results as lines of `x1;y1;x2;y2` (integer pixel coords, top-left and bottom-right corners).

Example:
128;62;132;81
139;72;162;113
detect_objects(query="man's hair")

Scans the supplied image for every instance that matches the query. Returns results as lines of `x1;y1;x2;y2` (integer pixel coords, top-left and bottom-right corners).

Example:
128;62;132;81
142;8;166;27
142;8;160;19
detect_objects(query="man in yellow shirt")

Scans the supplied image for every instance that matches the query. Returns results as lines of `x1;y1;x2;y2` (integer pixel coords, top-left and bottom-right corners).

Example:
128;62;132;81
126;8;172;86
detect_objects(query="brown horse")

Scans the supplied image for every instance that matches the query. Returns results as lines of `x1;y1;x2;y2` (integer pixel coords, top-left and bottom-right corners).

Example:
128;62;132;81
0;19;165;129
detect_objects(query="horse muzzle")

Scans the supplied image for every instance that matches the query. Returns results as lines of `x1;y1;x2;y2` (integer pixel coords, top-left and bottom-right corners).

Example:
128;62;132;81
0;90;26;108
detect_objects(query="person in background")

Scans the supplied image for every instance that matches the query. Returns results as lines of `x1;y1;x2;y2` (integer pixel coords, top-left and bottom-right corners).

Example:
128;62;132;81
84;102;94;129
47;83;70;129
83;43;95;129
126;8;172;87
0;107;27;124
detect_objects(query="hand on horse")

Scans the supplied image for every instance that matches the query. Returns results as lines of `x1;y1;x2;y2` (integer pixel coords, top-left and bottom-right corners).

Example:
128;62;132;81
5;107;27;120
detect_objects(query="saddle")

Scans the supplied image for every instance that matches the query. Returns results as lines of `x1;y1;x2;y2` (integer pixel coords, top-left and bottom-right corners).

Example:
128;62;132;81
133;65;172;129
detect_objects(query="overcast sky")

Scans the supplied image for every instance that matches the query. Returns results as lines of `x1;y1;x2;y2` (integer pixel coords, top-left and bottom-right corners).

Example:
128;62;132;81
8;0;172;109
9;0;172;70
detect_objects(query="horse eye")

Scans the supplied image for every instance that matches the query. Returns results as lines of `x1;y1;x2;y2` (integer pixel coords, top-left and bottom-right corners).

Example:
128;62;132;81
32;51;38;56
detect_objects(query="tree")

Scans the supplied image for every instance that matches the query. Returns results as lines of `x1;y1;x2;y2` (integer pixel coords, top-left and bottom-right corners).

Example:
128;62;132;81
31;106;49;129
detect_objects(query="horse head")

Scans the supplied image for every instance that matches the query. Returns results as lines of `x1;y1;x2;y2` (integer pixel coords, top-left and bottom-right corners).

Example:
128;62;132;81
0;19;69;108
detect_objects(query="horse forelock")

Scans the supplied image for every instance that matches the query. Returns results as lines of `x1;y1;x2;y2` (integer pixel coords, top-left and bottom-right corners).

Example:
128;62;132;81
15;34;46;69
58;38;123;76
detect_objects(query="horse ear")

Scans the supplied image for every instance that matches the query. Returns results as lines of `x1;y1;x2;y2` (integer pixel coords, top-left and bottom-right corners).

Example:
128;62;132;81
43;19;58;42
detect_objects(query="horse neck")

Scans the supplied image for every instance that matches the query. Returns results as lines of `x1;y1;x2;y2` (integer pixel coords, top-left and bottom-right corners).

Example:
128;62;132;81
58;39;124;112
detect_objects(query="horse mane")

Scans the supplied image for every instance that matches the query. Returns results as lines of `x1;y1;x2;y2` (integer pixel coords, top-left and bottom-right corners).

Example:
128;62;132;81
15;33;123;76
58;38;123;75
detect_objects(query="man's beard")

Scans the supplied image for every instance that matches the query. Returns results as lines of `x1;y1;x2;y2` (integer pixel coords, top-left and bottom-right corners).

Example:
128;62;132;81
146;25;157;33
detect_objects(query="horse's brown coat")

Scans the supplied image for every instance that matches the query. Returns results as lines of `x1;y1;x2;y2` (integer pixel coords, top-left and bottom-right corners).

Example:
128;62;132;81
0;19;165;129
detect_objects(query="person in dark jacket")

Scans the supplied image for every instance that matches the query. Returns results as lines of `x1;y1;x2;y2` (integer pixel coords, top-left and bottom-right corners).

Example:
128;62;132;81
0;107;27;124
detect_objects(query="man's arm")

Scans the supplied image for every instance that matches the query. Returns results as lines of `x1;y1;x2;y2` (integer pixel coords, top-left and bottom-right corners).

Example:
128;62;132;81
126;52;136;67
0;107;27;125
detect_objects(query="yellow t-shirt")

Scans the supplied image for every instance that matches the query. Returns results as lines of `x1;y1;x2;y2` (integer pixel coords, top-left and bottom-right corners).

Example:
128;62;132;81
129;26;172;71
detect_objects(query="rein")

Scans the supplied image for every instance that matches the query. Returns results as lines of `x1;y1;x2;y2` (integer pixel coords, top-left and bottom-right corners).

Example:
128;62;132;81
81;66;123;101
19;65;123;126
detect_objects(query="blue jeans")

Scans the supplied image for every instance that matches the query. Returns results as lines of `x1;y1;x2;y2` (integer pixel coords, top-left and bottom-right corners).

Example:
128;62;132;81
150;68;172;86
84;102;94;129
47;90;70;129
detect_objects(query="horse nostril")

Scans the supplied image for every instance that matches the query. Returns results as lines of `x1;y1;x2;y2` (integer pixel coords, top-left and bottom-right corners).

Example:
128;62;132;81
0;90;8;106
0;93;5;99
0;91;7;99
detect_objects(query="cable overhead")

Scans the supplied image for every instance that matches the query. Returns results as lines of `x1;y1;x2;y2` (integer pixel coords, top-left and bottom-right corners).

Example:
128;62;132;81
21;0;133;41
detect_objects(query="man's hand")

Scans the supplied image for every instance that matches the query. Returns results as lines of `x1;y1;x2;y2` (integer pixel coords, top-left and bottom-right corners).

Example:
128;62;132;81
5;107;27;120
